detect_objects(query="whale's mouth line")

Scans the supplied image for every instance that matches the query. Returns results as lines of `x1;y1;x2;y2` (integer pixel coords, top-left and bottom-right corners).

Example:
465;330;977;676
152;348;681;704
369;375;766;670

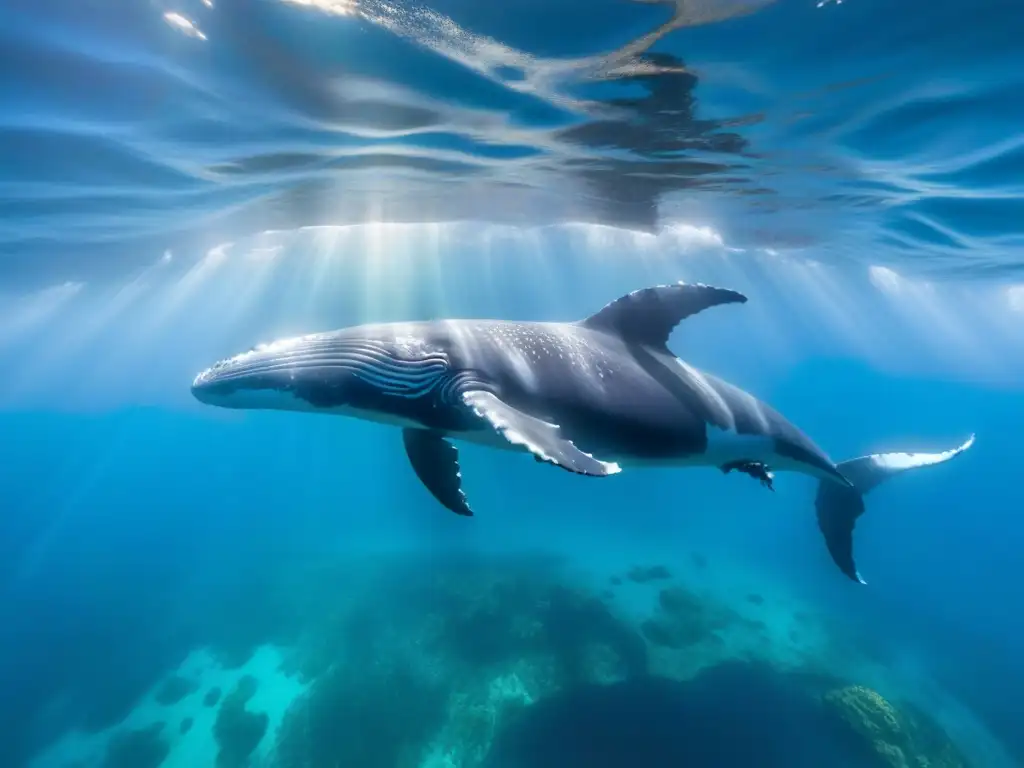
203;354;450;385
193;338;456;404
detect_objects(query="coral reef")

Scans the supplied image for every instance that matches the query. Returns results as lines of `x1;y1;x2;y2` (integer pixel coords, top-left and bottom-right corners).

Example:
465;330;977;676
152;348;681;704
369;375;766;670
274;660;448;768
418;566;647;767
213;675;268;768
270;554;647;768
232;551;983;768
179;717;193;735
823;685;970;768
102;723;169;768
154;674;199;706
485;660;876;768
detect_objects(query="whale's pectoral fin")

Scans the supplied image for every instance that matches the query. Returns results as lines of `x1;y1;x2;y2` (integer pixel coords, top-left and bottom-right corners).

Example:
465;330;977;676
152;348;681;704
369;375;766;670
402;429;473;517
816;434;975;585
462;391;621;477
579;281;748;347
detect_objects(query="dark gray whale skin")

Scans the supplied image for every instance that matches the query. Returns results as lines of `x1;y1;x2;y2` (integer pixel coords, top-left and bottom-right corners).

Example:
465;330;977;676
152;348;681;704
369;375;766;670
192;282;974;584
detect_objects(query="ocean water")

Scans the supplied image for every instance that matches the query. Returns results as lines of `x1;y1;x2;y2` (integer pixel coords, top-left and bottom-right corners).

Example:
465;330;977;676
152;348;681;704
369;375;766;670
1;1;1023;767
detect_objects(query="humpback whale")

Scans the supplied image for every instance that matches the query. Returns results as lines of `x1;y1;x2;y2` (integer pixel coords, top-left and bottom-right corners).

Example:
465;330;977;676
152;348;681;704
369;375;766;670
191;282;974;583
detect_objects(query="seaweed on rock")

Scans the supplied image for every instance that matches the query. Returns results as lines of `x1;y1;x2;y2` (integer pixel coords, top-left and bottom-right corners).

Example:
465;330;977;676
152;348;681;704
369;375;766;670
822;684;971;768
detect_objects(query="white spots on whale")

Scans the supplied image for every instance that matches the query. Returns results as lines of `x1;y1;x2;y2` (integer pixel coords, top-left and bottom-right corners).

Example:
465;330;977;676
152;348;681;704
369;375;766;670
218;334;313;369
460;320;614;392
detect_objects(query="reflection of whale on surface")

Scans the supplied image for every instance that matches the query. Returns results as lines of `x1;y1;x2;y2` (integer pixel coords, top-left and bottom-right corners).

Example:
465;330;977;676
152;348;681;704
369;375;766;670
192;281;974;583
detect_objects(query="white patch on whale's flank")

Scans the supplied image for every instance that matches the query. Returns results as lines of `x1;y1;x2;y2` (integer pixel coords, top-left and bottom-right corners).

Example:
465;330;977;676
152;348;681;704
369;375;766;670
506;344;539;392
737;388;771;433
870;433;975;471
674;358;736;430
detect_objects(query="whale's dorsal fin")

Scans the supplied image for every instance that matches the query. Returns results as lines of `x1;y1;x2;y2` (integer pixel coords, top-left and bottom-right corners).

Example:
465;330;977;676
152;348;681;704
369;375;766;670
579;281;747;347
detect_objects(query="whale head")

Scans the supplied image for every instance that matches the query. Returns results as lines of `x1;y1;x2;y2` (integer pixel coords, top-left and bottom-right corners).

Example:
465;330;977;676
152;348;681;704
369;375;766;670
191;325;458;427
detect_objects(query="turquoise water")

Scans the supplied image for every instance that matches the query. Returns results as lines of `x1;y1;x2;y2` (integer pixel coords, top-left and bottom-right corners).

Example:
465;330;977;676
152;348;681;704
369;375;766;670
1;1;1023;767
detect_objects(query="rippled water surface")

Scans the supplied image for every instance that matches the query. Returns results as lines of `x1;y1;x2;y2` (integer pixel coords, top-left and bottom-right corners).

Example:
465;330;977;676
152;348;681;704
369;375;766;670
1;0;1022;286
5;4;1024;768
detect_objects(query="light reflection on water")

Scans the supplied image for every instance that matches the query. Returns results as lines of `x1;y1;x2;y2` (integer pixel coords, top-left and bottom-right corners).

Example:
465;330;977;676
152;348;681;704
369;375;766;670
0;0;1021;288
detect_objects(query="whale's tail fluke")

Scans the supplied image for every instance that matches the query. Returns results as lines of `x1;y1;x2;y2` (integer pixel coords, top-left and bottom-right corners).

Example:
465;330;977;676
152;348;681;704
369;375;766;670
816;434;976;584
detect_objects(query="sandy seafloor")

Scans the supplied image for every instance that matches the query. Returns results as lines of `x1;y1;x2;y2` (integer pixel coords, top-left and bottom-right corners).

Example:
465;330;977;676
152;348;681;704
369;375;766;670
25;533;1016;768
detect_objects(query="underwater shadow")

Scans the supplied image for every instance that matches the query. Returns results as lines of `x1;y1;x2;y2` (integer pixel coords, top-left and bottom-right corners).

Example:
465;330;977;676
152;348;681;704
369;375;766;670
484;661;876;768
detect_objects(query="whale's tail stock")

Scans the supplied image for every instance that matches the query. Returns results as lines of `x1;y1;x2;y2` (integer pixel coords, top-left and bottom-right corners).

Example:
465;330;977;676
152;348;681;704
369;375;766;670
816;434;976;584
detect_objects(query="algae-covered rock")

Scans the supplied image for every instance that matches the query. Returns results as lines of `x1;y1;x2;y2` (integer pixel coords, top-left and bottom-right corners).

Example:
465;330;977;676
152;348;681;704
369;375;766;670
900;701;974;768
274;660;447;768
269;553;648;768
825;685;904;765
428;658;548;768
822;684;970;768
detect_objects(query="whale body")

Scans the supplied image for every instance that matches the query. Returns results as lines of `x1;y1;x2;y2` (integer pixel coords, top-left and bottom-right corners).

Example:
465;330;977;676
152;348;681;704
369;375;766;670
192;281;974;583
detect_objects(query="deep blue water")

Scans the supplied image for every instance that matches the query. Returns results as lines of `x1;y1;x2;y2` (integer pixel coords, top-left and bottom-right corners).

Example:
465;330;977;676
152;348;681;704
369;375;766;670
1;1;1023;767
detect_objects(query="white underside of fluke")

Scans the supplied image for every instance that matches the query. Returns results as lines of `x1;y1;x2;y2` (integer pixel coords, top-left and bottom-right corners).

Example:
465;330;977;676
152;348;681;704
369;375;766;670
868;433;976;472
